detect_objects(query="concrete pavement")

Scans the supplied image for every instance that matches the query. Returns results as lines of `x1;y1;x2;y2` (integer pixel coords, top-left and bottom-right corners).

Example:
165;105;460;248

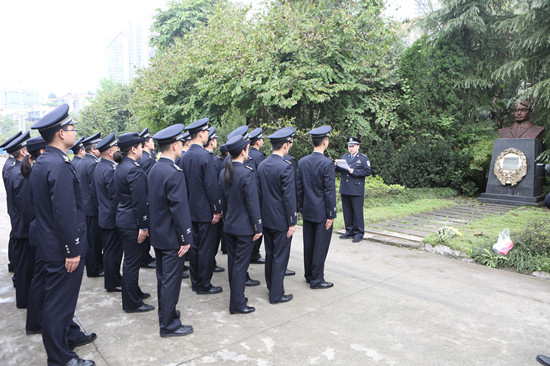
0;171;549;365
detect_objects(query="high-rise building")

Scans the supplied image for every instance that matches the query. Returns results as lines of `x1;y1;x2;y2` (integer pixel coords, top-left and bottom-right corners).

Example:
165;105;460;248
105;20;153;84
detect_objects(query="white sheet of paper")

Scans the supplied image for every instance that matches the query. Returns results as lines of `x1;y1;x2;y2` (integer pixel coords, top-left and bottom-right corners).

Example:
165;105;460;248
335;159;350;170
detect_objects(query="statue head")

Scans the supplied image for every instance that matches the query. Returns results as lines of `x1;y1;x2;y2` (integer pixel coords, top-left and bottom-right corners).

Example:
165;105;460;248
514;100;531;123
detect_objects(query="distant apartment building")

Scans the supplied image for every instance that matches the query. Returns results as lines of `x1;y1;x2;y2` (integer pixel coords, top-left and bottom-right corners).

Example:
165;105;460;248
0;88;39;110
55;92;95;113
105;21;154;84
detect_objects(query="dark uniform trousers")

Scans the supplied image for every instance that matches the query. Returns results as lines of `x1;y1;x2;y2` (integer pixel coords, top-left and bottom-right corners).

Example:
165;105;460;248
303;220;333;287
101;229;123;290
154;248;184;334
190;221;218;292
85;215;103;277
141;236;154;266
8;236;17;273
225;234;254;313
263;228;291;302
119;227;146;310
13;238;35;308
341;195;365;237
42;259;85;366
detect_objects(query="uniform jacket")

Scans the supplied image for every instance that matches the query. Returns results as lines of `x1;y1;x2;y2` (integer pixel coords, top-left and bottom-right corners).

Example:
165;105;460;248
336;152;371;196
8;161;33;239
94;158;118;230
148;157;193;250
137;150;156;174
114;156;149;230
3;156;16;215
257;154;297;231
248;147;266;169
76;153;99;217
29;146;86;261
297;152;337;223
71;155;82;168
220;161;262;236
180;144;221;222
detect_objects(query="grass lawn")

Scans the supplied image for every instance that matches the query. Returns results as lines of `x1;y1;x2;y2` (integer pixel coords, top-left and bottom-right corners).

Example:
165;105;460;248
422;206;550;255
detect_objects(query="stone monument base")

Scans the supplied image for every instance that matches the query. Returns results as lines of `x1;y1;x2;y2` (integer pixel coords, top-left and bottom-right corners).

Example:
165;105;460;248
477;138;544;207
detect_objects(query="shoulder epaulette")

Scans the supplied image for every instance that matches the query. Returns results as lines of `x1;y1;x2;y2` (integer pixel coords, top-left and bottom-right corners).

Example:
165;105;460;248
173;164;182;171
62;155;70;163
245;165;254;171
283;159;292;165
134;161;140;167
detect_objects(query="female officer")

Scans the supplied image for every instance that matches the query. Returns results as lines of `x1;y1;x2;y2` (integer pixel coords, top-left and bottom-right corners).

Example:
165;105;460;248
114;132;154;313
219;135;262;315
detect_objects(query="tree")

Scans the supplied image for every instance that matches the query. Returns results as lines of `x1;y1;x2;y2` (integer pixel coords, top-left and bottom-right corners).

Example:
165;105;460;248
149;0;222;52
78;79;135;137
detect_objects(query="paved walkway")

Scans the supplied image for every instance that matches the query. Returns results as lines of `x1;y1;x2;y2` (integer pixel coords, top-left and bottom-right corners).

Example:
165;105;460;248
358;201;518;247
0;161;549;365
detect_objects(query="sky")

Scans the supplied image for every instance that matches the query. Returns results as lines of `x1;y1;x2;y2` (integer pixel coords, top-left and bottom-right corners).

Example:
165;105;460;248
0;0;416;97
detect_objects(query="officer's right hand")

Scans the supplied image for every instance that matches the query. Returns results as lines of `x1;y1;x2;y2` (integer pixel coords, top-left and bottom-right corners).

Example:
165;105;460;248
178;244;190;257
253;233;262;241
212;213;221;224
325;219;334;230
65;255;81;273
137;229;149;243
287;225;296;238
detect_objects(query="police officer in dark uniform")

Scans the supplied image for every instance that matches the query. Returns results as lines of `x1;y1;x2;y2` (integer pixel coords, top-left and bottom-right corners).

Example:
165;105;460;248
93;133;123;292
297;126;336;290
175;131;191;168
30;104;96;366
76;133;104;278
148;124;194;337
248;128;266;167
220;135;263;314
70;136;85;168
181;118;223;295
336;137;371;243
257;128;297;304
137;128;156;269
204;127;225;273
5;131;31;307
114;132;154;313
2;131;23;274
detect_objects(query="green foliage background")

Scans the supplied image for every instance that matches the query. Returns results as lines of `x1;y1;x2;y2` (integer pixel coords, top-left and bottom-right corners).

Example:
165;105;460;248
76;0;550;195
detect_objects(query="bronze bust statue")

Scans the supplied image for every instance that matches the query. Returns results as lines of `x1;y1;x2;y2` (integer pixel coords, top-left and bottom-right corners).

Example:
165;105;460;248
498;100;544;138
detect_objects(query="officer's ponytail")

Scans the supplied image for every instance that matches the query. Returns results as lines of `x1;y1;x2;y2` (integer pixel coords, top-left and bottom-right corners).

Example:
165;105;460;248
21;149;44;179
224;157;234;188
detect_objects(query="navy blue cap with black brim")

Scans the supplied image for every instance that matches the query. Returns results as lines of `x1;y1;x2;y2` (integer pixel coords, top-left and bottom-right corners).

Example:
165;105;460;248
82;132;102;146
185;118;210;135
308;126;331;138
25;136;46;154
227;125;249;140
139;127;151;140
96;133;118;152
31;104;76;133
249;127;263;140
1;131;23;149
267;127;296;143
153;124;185;145
70;136;85;153
347;137;361;146
226;135;251;155
117;132;143;148
5;131;31;154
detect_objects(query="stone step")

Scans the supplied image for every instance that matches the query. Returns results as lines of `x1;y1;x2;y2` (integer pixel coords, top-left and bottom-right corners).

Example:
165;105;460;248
363;227;424;242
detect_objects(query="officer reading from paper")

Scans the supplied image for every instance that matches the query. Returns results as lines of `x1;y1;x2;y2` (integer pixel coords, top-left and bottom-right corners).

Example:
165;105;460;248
336;137;371;243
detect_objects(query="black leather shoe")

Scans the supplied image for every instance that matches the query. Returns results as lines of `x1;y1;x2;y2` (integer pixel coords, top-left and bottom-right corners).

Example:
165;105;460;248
182;272;189;279
69;333;97;350
25;328;42;335
106;286;122;292
311;281;333;289
270;293;293;304
339;234;353;239
140;292;151;300
125;304;155;313
245;279;260;287
87;271;104;278
537;355;550;366
213;266;225;273
63;357;95;366
230;306;255;315
160;325;194;338
352;236;362;243
141;262;156;269
285;269;295;276
196;286;223;295
250;257;265;264
182;264;189;271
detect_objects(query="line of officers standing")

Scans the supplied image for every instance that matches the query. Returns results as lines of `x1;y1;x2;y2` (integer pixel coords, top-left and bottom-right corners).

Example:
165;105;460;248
2;103;371;366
